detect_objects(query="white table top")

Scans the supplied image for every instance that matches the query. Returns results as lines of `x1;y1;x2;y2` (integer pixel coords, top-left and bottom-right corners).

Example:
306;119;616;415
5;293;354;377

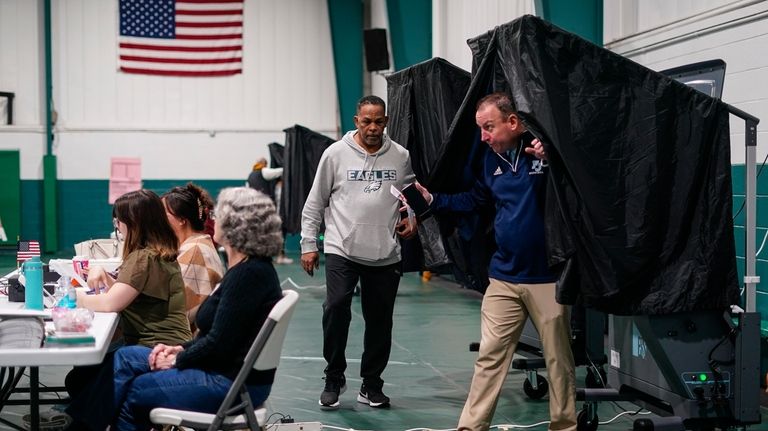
0;294;118;367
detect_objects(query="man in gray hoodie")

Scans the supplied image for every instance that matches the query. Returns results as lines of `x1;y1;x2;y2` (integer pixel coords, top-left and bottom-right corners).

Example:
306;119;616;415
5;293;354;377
300;95;417;410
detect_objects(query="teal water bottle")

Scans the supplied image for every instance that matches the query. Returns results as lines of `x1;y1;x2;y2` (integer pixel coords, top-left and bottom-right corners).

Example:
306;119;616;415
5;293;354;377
22;256;44;310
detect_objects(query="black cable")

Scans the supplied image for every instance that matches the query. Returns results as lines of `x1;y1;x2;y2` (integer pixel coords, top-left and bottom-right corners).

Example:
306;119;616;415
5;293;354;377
20;370;64;400
586;355;645;415
266;412;290;428
732;150;768;221
708;326;737;370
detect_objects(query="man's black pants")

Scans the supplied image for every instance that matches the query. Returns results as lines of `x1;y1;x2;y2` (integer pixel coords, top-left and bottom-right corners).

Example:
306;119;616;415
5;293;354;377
323;254;400;390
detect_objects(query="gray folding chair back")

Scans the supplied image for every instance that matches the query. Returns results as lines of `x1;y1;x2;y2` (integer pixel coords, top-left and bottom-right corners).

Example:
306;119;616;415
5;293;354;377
150;289;300;430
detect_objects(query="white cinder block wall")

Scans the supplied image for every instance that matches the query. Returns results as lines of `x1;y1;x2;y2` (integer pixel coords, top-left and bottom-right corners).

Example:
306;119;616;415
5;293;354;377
0;0;339;181
604;0;768;165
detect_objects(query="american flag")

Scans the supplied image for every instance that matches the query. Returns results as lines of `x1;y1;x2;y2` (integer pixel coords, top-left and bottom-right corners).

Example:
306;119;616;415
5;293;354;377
17;240;41;264
118;0;244;77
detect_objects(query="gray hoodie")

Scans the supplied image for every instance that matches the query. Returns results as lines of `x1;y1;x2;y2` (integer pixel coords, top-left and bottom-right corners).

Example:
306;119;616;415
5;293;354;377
300;130;416;266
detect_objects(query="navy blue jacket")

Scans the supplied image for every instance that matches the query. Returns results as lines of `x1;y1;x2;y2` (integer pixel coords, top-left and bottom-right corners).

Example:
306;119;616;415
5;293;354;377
432;146;555;284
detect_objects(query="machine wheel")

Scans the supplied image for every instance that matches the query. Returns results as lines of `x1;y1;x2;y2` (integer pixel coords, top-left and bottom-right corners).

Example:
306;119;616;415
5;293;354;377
577;409;599;431
585;367;607;388
523;374;548;399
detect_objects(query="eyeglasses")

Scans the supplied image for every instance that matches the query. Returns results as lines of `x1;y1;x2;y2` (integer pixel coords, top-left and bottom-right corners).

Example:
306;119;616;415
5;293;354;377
113;218;125;241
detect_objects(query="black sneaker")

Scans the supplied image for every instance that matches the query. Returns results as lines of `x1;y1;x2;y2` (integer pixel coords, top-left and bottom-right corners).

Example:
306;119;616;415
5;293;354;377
357;384;390;408
319;376;346;410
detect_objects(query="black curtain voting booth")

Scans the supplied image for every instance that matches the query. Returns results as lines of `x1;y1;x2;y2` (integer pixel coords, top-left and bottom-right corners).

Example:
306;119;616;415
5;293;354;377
387;58;494;285
424;15;738;315
268;142;285;168
386;57;471;181
280;125;335;235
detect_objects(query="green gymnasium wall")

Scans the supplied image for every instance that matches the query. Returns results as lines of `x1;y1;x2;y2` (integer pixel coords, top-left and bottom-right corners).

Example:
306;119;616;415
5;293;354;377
18;179;301;255
0;151;21;247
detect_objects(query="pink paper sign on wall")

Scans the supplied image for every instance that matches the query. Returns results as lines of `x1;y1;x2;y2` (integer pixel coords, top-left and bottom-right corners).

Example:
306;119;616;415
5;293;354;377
109;157;142;204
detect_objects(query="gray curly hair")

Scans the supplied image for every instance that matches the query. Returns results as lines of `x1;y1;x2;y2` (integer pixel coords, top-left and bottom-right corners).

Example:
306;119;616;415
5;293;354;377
215;187;283;257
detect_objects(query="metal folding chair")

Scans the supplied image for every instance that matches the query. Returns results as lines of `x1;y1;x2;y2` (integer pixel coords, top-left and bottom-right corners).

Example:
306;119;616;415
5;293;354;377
150;289;299;430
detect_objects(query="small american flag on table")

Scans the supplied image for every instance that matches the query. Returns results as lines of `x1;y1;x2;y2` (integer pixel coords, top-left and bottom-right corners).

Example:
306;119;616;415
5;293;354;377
17;240;41;264
118;0;244;77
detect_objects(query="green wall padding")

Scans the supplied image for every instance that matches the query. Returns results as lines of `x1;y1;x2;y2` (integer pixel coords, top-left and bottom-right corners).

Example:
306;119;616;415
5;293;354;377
0;151;21;246
327;0;363;134
20;180;43;244
43;155;58;252
21;179;302;254
535;0;603;45
386;0;431;71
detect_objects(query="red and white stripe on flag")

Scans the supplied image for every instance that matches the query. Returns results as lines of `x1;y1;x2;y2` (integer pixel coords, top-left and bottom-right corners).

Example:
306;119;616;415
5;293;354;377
118;0;244;77
17;240;41;263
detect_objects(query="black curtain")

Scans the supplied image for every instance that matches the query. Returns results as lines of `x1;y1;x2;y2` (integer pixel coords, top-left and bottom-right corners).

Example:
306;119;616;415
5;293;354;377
268;142;285;168
386;57;491;287
280;125;335;235
428;15;738;314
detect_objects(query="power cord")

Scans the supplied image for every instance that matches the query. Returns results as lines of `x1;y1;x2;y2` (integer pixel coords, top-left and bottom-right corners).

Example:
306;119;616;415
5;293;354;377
585;351;654;416
265;411;290;426
491;420;550;429
281;277;326;290
20;370;65;400
322;425;373;431
598;407;651;425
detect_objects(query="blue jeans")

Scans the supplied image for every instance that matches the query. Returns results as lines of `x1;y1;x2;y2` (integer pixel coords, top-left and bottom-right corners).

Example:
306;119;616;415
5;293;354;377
67;345;272;431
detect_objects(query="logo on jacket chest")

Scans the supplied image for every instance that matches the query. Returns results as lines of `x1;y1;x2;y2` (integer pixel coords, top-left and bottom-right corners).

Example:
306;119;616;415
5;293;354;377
347;170;396;193
529;159;547;175
347;170;397;181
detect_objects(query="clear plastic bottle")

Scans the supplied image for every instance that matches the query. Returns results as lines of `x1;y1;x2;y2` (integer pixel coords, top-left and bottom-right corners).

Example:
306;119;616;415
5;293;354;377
65;282;77;309
54;276;69;307
55;276;77;309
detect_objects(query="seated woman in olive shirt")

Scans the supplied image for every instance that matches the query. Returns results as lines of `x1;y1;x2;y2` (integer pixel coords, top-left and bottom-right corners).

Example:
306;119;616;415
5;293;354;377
65;190;192;430
78;189;192;346
71;187;285;431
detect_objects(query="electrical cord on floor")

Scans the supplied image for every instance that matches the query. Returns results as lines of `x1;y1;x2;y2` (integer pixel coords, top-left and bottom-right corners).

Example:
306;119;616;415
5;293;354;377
584;352;657;418
403;420;554;430
491;420;551;429
281;277;326;290
404;428;457;431
20;370;64;400
265;411;290;427
598;407;651;425
322;425;373;431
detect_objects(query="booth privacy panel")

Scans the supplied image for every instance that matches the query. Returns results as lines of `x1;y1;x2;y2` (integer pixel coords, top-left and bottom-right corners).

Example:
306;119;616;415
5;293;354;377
429;15;738;315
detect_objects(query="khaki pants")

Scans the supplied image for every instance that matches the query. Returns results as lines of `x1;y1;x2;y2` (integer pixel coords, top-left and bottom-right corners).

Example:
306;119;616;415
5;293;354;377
458;279;577;431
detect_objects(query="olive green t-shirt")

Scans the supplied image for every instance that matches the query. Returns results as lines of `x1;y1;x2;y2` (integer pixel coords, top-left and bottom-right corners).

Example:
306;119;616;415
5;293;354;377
116;248;192;346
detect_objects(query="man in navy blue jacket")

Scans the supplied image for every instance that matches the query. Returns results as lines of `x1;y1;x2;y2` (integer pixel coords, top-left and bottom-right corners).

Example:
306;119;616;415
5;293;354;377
416;92;576;431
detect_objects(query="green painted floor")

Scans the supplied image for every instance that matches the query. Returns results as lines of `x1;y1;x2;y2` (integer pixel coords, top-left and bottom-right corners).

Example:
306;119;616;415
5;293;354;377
1;251;767;430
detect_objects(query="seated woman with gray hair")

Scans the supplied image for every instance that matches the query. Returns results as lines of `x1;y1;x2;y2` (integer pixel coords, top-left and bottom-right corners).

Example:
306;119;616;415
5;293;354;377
68;187;285;431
